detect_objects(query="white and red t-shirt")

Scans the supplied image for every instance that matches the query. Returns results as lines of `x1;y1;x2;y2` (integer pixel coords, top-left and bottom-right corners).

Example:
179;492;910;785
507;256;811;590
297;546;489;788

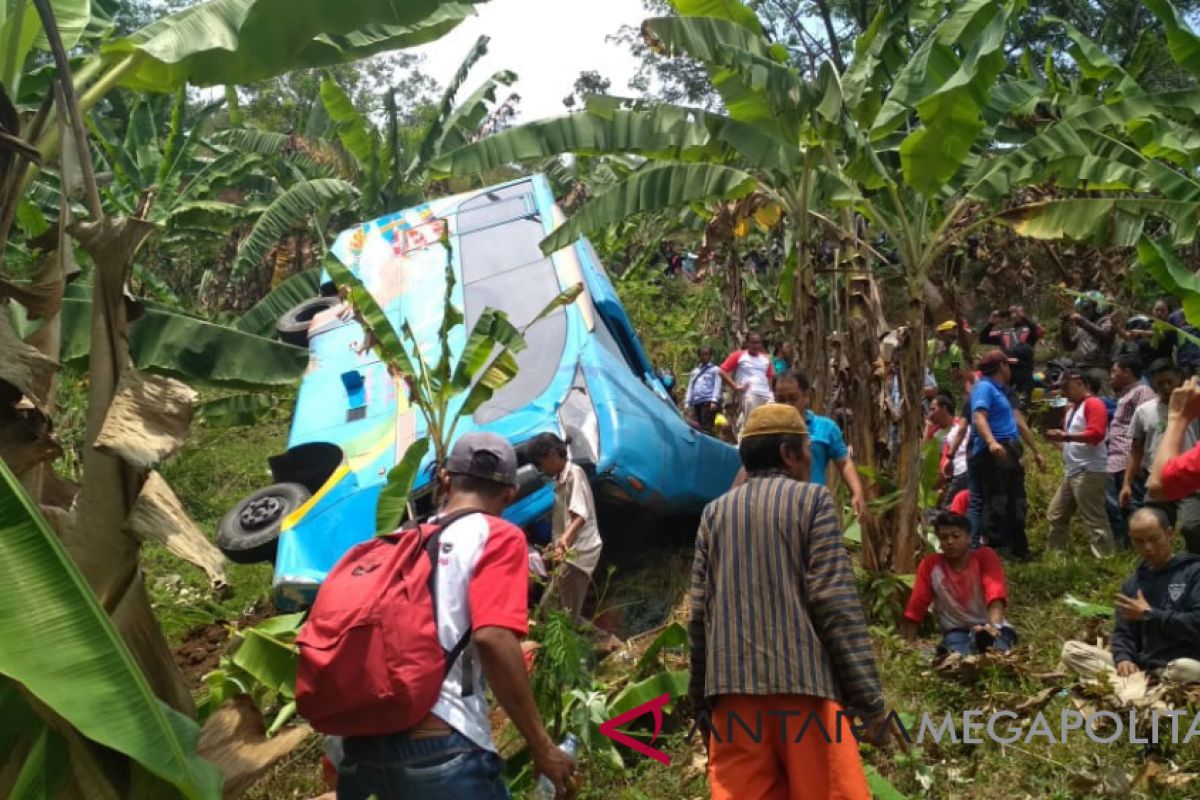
1063;396;1108;476
721;349;775;399
429;512;529;752
904;548;1008;632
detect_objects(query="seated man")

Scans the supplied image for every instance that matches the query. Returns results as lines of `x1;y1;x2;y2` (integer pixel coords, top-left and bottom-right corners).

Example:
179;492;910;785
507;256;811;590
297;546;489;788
1061;506;1200;680
900;511;1017;656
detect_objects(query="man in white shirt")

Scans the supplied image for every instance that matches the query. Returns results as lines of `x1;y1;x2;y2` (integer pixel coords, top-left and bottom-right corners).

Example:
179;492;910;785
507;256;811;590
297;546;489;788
1125;359;1200;552
335;433;574;799
719;332;775;434
530;433;603;624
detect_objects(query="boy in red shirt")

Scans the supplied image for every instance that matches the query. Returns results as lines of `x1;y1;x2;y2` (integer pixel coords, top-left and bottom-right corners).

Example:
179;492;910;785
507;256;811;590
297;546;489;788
901;511;1017;656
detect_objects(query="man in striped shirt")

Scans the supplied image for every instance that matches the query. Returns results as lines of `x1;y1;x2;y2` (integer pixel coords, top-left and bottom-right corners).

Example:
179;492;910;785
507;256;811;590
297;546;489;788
689;404;887;800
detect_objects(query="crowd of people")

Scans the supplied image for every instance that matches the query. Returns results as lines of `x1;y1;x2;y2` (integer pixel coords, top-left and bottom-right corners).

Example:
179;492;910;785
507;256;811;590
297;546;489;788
299;291;1200;800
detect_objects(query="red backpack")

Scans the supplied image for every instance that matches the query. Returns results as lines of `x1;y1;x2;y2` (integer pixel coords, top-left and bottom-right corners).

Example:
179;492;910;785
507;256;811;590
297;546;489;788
295;508;481;736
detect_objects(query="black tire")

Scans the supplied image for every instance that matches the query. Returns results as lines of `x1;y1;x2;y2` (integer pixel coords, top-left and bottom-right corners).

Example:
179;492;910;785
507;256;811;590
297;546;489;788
217;482;311;564
276;297;339;347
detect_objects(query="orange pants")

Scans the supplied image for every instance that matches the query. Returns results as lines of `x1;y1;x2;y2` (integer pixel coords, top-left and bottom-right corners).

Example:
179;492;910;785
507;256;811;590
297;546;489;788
707;694;871;800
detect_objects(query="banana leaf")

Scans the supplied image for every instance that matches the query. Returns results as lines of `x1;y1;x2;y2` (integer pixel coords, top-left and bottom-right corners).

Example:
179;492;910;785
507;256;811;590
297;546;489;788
10;284;308;388
196;393;285;427
433;107;717;176
608;669;690;718
8;723;70;800
0;459;222;799
103;0;489;92
235;268;321;337
634;623;688;677
233;178;357;277
1137;235;1200;326
376;438;431;533
228;628;297;699
669;0;764;35
0;0;91;96
539;163;758;254
1145;0;1200;77
320;76;377;170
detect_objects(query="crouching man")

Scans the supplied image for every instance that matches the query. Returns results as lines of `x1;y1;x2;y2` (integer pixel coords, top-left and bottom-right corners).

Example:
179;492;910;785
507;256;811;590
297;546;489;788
1061;506;1200;683
900;511;1018;657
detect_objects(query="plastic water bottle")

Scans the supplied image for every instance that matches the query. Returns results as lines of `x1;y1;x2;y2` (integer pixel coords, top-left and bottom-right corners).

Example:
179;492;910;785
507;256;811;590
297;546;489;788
530;734;579;799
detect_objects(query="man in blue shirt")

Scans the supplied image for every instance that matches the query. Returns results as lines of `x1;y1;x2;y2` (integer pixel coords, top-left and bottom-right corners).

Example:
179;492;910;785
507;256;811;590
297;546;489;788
770;371;869;519
968;350;1031;561
684;346;723;434
727;372;869;519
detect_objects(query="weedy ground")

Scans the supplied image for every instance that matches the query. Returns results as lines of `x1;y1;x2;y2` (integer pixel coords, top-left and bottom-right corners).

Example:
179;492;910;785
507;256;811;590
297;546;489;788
145;415;1198;799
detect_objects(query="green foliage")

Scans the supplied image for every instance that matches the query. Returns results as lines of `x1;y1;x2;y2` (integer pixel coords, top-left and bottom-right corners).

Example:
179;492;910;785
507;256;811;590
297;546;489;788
14;284;311;389
375;437;430;534
196;392;290;428
1061;594;1115;618
616;270;726;379
197;613;304;731
857;569;916;630
529;610;593;739
0;0;90;96
233;178;357;278
540;163;757;254
633;622;687;679
0;459;222;799
102;0;489;92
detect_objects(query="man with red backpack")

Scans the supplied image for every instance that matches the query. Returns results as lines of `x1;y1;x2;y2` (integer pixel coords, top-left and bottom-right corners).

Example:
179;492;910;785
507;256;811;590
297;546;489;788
298;433;575;799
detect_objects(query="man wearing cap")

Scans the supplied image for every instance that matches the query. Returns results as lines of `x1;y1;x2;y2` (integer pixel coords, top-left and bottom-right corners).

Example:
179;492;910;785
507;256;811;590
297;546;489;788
689;404;890;800
1044;370;1116;558
928;320;963;391
336;433;575;799
968;350;1032;560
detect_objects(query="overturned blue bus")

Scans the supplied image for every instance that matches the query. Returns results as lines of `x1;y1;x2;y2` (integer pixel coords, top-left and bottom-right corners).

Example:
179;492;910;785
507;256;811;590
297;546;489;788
216;174;740;608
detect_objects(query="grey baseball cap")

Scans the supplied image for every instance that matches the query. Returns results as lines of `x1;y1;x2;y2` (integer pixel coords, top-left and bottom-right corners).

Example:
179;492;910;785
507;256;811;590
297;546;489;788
445;432;518;486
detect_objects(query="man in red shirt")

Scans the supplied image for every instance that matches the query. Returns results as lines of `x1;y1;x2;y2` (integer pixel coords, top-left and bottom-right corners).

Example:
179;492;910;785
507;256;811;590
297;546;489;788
1044;369;1114;558
719;332;775;433
900;511;1015;656
1149;376;1200;553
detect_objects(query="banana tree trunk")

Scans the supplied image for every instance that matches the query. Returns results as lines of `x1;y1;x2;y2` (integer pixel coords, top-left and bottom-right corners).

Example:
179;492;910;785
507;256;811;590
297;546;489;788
790;233;826;411
721;247;748;344
843;267;889;571
65;217;194;714
889;285;926;575
30;0;195;713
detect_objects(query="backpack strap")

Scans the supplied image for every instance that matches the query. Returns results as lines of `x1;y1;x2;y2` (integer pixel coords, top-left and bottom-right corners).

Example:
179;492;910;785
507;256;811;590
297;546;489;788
422;507;487;697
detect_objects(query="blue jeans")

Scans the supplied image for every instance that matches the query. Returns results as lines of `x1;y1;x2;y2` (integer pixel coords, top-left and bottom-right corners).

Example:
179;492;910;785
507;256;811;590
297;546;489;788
967;465;984;548
1106;470;1145;550
939;626;1018;657
336;729;509;800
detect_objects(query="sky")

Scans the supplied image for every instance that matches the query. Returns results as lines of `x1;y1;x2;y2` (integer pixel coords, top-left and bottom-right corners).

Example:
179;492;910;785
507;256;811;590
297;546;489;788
411;0;647;122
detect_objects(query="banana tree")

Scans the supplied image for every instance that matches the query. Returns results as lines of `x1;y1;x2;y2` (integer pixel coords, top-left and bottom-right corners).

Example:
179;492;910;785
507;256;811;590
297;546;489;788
435;2;864;402
0;458;222;799
231;34;518;277
436;0;1186;571
325;249;581;532
1;0;492;793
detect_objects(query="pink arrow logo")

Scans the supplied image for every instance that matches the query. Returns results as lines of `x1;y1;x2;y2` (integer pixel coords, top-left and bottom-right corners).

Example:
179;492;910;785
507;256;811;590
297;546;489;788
598;692;671;765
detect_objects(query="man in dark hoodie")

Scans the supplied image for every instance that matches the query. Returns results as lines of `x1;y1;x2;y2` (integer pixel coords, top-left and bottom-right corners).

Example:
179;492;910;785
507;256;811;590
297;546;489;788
1061;506;1200;680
